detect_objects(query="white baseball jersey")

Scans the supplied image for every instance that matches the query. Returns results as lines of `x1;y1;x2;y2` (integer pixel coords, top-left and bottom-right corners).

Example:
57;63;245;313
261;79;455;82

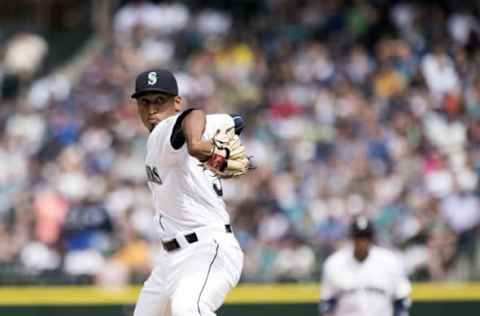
145;111;234;239
135;110;244;316
321;245;411;316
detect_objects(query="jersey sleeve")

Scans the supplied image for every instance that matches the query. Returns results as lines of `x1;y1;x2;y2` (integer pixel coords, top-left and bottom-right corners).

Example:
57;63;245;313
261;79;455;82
319;259;339;314
150;112;243;167
170;111;244;146
203;114;236;139
152;112;241;166
392;260;412;316
391;255;412;300
321;258;339;300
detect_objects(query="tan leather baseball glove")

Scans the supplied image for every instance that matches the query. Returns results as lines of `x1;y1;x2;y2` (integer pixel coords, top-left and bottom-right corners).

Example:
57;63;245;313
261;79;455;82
202;126;251;178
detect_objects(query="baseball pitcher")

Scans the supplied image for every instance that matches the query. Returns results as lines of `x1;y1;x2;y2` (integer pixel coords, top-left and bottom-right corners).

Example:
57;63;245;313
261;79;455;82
131;69;251;316
320;216;412;316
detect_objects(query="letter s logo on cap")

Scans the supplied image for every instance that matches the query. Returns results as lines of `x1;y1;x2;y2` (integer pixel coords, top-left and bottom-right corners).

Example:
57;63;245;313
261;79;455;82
147;72;157;85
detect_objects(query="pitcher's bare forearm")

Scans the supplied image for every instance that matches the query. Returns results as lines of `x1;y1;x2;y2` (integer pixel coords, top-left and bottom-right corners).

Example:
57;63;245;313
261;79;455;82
182;109;214;161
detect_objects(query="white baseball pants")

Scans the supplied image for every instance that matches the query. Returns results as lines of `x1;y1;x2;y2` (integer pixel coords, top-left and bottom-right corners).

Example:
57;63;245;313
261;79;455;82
133;228;243;316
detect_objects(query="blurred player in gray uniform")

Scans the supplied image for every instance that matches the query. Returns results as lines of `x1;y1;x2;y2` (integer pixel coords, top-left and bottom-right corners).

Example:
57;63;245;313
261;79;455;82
131;69;251;316
320;216;411;316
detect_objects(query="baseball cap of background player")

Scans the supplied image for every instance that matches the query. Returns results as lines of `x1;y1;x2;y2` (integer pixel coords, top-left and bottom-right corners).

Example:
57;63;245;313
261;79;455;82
131;69;178;99
350;216;375;239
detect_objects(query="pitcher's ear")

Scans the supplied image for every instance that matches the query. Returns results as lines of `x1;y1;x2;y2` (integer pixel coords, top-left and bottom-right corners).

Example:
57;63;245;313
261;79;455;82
174;96;182;112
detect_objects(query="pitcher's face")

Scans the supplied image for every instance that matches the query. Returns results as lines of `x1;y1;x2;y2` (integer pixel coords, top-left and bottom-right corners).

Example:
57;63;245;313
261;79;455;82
136;92;181;131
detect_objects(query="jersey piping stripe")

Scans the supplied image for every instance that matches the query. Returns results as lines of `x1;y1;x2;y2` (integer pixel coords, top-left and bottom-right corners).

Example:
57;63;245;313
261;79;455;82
158;214;165;230
197;241;220;315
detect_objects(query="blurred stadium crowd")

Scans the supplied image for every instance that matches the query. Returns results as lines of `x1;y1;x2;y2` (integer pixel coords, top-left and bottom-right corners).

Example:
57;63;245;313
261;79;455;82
1;0;480;285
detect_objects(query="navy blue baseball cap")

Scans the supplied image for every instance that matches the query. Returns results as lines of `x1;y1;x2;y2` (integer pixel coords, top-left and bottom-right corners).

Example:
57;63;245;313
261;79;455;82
131;69;179;99
350;216;375;239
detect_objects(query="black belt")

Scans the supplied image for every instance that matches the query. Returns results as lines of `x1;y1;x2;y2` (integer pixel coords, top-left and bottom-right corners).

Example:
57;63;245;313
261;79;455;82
162;224;232;252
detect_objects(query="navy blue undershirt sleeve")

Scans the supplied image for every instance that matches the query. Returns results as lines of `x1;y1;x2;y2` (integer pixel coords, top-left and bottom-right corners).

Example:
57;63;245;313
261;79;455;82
393;298;410;316
170;108;196;149
319;298;337;315
230;114;245;135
